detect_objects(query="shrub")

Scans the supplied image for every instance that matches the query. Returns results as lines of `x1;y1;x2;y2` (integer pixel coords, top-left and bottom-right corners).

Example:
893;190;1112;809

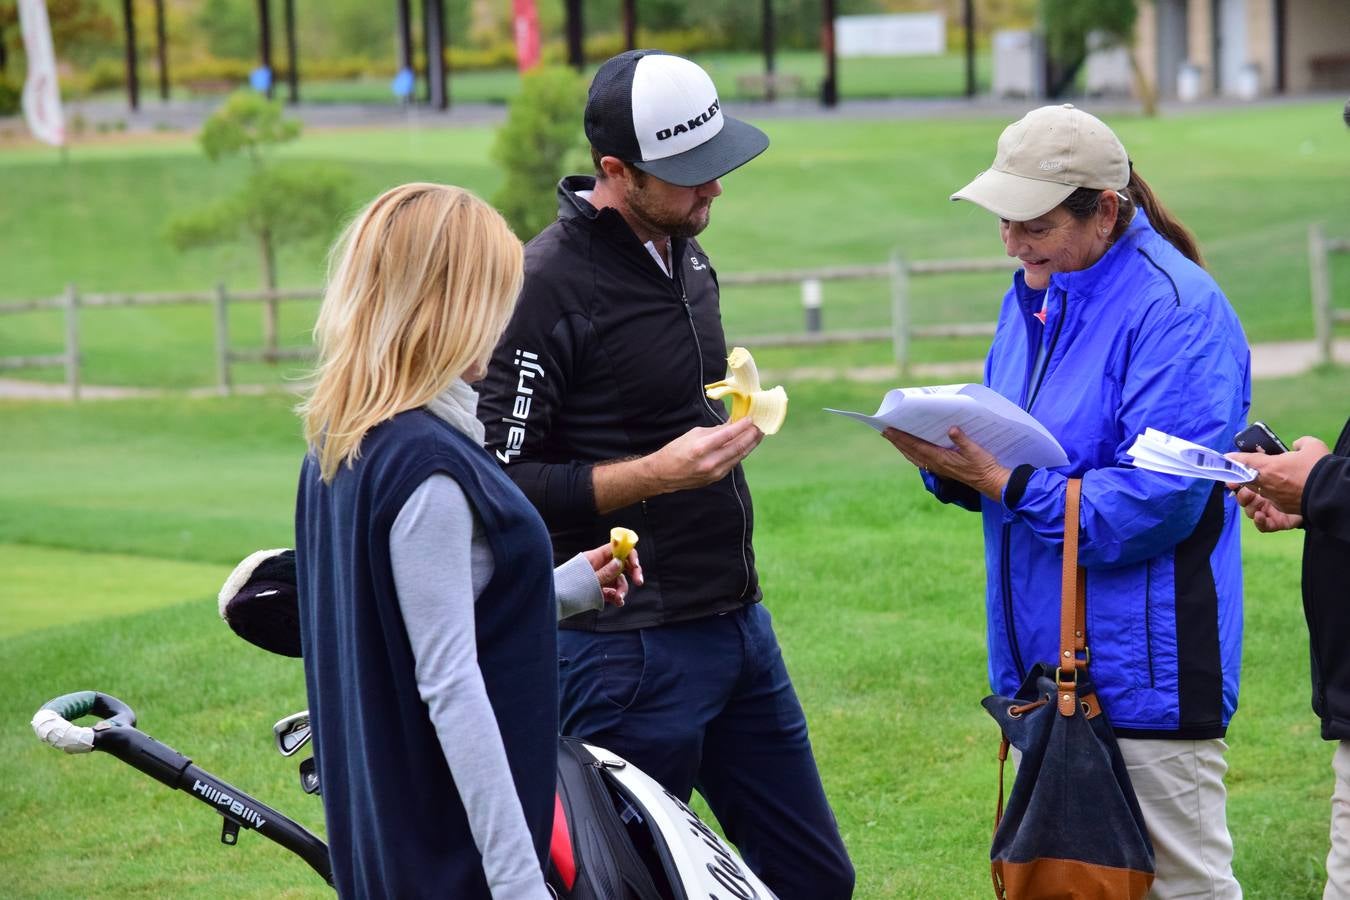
82;57;127;93
0;75;19;116
491;66;587;240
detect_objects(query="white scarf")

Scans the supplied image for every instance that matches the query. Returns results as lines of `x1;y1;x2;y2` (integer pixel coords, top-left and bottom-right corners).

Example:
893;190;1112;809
425;378;486;446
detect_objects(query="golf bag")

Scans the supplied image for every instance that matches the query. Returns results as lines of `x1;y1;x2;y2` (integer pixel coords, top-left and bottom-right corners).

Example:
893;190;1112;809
551;738;774;900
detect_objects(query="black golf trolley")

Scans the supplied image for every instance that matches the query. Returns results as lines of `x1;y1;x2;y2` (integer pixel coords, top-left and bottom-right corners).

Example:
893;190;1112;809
31;549;776;899
33;689;334;886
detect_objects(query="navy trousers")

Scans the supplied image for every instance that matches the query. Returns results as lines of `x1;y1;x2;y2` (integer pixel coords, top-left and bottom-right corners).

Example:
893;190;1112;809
557;603;855;900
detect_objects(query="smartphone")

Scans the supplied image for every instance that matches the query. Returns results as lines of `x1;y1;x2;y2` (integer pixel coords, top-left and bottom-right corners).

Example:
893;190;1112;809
1234;421;1289;455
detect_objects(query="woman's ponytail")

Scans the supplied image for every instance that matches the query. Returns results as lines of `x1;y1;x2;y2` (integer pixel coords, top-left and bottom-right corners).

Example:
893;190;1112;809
1123;168;1205;267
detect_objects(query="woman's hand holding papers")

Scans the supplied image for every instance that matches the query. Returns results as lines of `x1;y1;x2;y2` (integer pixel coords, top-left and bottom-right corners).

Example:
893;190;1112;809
883;426;1012;503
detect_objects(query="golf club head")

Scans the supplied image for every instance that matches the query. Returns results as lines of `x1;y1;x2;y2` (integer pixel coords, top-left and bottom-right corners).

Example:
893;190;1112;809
299;756;321;795
273;710;311;757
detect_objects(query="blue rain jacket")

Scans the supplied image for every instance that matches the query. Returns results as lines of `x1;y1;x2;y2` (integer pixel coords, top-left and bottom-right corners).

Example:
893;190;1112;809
925;210;1250;738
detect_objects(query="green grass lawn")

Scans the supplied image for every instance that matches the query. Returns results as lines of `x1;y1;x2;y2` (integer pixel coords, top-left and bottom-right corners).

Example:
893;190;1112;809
3;101;1349;389
1;368;1348;897
0;544;228;638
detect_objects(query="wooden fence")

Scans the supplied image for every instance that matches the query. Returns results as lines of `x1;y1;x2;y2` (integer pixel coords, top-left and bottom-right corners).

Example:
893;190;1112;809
0;284;319;400
0;285;82;398
1;255;1020;400
1309;223;1350;367
721;254;1017;369
8;227;1348;401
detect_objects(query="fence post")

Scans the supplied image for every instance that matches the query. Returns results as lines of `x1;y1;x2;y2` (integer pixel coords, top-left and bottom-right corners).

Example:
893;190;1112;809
1311;223;1333;368
801;278;823;334
889;251;910;373
63;284;81;402
214;282;233;396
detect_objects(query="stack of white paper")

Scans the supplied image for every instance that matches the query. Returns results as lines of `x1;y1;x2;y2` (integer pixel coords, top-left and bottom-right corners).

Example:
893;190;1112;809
825;383;1069;469
1126;428;1256;483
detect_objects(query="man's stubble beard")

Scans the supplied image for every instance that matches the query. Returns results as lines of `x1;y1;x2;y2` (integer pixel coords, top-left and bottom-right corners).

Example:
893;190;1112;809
625;181;711;240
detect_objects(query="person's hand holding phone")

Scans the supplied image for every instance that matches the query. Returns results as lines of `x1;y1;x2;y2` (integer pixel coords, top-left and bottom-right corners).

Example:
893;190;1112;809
1233;421;1288;455
1227;425;1331;516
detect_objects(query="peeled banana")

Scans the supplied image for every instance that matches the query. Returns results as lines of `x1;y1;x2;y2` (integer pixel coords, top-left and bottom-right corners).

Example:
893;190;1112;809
610;527;639;572
704;347;788;435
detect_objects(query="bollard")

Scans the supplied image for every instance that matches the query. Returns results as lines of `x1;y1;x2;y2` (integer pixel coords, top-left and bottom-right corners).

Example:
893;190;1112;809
801;278;823;334
64;284;81;402
214;283;232;396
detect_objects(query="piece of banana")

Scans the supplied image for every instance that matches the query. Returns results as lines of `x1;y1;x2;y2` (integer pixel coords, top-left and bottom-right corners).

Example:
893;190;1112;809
610;527;638;572
704;347;788;435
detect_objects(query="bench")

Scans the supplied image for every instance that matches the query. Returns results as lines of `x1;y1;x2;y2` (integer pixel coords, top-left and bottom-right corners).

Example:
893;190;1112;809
183;79;239;95
735;72;804;99
1309;53;1350;90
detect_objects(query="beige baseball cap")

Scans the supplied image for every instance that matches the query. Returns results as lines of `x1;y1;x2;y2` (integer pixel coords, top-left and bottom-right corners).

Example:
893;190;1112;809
951;104;1129;221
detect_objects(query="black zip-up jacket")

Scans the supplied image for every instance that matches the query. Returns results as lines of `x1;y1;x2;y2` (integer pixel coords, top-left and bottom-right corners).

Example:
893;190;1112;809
477;176;759;631
1303;416;1350;739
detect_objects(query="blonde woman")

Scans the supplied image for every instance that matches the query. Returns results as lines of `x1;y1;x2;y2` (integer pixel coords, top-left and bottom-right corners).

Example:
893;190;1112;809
295;184;639;899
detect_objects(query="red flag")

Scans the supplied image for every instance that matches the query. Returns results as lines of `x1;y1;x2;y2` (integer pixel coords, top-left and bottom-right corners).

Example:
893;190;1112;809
513;0;541;72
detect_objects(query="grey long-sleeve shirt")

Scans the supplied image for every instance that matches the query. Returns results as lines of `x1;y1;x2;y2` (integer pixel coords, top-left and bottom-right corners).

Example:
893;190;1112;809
388;381;601;900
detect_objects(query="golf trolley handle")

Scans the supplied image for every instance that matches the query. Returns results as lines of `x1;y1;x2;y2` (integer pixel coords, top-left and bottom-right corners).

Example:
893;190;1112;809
33;690;334;887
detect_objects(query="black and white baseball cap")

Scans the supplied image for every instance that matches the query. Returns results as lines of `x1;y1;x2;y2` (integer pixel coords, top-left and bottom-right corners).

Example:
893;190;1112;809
585;50;769;187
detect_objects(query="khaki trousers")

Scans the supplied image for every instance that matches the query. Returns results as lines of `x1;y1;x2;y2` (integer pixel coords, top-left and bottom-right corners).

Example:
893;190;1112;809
1118;738;1242;900
1323;741;1350;899
1009;737;1240;898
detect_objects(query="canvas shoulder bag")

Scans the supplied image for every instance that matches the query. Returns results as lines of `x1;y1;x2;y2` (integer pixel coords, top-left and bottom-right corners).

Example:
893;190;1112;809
982;478;1154;900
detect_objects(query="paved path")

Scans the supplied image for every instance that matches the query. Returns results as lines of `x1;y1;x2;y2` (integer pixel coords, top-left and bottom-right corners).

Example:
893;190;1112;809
774;338;1350;384
6;91;1343;142
0;380;292;401
2;339;1346;402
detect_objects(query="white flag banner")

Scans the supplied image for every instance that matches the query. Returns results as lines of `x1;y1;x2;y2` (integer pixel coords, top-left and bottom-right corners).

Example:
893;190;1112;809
17;0;66;146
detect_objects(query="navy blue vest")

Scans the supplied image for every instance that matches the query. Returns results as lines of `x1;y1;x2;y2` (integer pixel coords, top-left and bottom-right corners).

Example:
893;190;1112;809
296;409;558;898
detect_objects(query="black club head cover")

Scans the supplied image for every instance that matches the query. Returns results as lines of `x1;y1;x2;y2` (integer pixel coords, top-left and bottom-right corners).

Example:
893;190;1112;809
218;548;302;657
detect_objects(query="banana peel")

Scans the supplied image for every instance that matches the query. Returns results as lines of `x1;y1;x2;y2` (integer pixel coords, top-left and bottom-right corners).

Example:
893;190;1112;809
610;527;638;573
704;347;788;435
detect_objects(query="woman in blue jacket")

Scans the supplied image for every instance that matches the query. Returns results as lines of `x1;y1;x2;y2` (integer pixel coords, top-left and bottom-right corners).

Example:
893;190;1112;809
886;105;1250;898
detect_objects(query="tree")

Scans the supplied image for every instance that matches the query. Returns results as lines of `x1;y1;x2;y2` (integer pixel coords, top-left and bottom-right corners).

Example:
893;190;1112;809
167;91;349;359
1041;0;1155;115
0;0;116;72
491;66;588;240
194;0;258;61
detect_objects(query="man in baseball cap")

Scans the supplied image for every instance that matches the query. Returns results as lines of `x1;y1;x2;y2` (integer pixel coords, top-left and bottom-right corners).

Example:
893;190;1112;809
584;49;769;187
477;51;854;899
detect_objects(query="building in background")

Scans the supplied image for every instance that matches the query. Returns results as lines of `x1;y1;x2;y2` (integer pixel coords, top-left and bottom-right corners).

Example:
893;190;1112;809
1136;0;1350;100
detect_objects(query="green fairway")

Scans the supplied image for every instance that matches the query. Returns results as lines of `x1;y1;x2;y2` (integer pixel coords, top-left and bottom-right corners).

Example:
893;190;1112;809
2;367;1348;897
3;100;1349;389
0;544;227;638
0;395;301;562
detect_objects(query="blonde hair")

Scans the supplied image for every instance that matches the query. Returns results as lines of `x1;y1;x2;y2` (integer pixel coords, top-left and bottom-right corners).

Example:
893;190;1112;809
299;183;523;482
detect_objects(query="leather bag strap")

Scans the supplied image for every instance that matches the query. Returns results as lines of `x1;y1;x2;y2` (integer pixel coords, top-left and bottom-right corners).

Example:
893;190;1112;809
1057;479;1086;716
